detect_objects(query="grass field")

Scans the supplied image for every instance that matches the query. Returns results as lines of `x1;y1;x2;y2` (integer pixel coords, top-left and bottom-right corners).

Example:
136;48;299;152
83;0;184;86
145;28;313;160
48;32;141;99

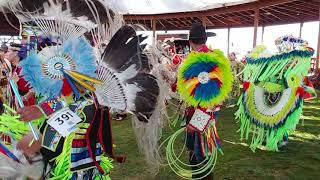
110;98;320;180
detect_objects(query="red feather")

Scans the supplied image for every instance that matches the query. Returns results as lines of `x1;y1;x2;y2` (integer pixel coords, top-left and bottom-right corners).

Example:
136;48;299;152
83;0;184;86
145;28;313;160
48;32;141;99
62;78;73;96
296;86;304;97
243;81;250;91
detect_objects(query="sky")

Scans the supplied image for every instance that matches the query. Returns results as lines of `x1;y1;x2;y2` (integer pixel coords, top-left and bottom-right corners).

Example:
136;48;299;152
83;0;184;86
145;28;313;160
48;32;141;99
139;21;319;60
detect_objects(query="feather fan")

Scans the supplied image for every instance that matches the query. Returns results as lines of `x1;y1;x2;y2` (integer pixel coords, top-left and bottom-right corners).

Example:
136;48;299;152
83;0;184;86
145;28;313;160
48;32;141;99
95;25;159;122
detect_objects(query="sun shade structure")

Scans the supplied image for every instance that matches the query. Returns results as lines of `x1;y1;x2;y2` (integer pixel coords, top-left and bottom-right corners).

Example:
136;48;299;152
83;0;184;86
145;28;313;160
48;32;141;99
106;0;257;15
123;0;319;30
0;0;319;67
0;0;319;34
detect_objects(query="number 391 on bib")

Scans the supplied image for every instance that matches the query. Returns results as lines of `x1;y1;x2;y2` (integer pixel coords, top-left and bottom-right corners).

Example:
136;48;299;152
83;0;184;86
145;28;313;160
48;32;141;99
47;108;83;137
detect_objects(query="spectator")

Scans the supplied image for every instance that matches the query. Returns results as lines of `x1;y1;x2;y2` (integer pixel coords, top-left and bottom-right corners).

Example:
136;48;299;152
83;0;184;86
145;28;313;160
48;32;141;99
5;43;35;106
0;43;11;77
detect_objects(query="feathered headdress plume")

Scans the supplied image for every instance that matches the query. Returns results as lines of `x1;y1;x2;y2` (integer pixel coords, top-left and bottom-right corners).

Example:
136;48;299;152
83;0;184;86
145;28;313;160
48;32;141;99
1;0;122;45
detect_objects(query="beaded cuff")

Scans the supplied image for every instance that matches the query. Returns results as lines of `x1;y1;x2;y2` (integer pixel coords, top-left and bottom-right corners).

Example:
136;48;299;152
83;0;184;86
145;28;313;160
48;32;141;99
39;98;64;116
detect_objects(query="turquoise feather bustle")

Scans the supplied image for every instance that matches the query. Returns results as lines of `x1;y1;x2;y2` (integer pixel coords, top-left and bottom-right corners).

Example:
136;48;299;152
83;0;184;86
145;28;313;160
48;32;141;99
20;37;97;99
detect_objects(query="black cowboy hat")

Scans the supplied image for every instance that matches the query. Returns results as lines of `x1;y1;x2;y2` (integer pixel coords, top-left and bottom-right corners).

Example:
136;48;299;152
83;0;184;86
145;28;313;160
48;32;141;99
188;22;216;40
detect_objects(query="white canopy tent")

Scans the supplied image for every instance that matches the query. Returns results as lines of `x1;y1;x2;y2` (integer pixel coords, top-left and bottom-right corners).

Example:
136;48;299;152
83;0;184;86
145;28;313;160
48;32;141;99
105;0;255;14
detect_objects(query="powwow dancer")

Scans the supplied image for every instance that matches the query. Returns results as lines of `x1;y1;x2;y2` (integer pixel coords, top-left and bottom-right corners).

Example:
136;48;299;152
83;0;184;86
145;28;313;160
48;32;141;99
164;22;233;179
235;35;317;152
0;0;160;179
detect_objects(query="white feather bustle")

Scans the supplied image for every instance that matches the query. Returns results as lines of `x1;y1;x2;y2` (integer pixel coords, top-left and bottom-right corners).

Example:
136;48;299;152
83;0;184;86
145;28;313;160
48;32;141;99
0;0;19;8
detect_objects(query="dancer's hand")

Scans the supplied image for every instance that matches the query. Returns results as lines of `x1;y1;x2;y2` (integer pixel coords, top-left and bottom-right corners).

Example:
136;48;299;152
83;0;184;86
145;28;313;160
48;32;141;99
17;105;44;122
23;91;35;101
16;132;42;157
11;72;19;82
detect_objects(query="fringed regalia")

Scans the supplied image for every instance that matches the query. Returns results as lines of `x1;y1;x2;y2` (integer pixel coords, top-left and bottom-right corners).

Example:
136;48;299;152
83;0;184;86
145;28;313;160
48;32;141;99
0;0;160;179
165;48;233;179
235;36;316;152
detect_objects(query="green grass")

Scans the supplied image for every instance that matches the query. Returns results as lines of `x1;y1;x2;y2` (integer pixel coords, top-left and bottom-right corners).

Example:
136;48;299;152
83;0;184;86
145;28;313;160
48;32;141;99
110;99;320;180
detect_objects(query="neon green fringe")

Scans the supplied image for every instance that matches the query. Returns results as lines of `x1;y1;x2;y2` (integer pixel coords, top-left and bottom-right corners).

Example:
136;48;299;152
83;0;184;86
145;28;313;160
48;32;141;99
0;104;45;141
48;132;75;180
243;56;311;83
235;96;303;152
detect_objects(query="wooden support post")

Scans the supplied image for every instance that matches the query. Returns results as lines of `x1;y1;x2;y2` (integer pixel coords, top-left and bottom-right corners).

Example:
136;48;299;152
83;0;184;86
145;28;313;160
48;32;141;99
261;26;265;44
253;7;259;48
317;18;320;69
152;19;157;44
299;22;303;38
227;27;230;54
202;16;207;28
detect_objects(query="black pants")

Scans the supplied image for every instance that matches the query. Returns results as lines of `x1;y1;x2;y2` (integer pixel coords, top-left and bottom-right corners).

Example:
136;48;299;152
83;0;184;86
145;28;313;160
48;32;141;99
189;152;214;180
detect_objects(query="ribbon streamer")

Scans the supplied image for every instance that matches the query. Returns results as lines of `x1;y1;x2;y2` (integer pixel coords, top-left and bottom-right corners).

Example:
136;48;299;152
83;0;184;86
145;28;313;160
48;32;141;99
0;141;20;163
61;71;81;100
64;70;99;92
9;80;39;141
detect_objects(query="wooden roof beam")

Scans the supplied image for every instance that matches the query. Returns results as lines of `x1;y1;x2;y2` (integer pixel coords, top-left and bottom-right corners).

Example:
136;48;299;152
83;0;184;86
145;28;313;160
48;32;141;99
182;17;191;25
181;18;192;27
230;12;253;24
256;0;298;8
204;16;214;26
271;4;318;17
223;16;243;25
209;15;228;26
193;17;203;23
260;9;283;21
177;17;192;27
297;1;320;11
259;13;276;24
174;18;189;27
165;19;181;29
234;11;254;21
259;9;281;22
206;16;224;27
263;9;282;21
124;0;297;20
266;7;301;20
216;14;235;25
205;0;296;17
291;3;318;16
187;17;196;24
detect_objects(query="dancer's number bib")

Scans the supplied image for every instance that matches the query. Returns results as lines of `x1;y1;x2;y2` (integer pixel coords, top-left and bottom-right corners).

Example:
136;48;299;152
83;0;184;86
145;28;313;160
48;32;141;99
189;109;212;132
47;108;82;137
